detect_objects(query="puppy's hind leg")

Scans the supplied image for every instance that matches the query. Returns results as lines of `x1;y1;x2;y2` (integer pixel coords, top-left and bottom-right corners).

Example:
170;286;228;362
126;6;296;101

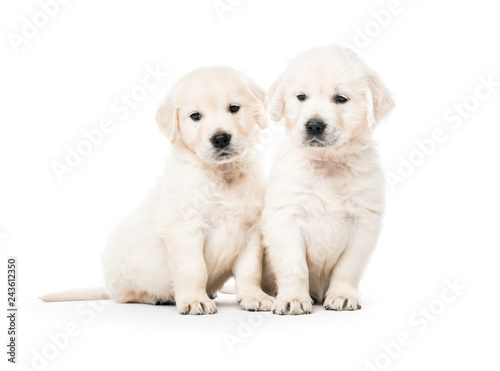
106;278;159;305
104;266;161;305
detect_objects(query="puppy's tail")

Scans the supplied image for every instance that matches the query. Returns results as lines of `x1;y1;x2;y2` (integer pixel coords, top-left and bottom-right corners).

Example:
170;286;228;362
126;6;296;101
40;287;110;302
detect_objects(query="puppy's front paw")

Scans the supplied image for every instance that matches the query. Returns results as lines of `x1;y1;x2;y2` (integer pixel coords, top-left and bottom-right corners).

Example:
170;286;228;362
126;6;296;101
272;296;313;315
324;292;361;311
238;291;275;312
176;297;218;315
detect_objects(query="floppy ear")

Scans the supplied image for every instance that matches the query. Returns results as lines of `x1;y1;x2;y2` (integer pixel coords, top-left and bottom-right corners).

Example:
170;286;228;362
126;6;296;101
267;73;286;122
365;69;395;128
156;95;179;143
246;79;268;129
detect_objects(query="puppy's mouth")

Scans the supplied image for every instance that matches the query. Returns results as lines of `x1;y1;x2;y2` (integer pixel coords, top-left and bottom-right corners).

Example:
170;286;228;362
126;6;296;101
217;151;234;159
212;149;239;163
304;137;341;148
305;138;328;147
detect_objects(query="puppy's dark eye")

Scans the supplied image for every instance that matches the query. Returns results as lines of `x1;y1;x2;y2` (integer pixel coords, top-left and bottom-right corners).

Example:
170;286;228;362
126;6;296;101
190;112;201;121
297;94;307;101
335;95;348;103
229;105;240;113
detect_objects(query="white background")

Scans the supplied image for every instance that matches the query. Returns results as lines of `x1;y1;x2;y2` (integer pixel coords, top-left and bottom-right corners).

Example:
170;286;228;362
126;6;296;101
1;0;499;370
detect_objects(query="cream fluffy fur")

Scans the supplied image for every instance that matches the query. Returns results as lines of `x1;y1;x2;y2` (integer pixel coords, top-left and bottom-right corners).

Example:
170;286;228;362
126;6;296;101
41;66;274;315
261;46;395;315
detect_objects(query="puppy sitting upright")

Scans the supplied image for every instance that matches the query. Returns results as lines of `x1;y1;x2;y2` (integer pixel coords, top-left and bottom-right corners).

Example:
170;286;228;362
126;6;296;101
262;46;395;315
42;66;274;314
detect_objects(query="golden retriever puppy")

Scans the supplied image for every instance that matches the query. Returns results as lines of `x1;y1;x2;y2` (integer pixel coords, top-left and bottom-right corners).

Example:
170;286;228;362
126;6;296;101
262;46;395;315
42;66;274;314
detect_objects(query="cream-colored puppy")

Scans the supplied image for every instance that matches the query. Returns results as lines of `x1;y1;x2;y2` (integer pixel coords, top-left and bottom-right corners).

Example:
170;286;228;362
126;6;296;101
42;66;274;314
262;46;395;315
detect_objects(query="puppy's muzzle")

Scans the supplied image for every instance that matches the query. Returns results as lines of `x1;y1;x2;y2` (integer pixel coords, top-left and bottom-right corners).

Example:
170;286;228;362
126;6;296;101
211;132;231;149
305;120;326;138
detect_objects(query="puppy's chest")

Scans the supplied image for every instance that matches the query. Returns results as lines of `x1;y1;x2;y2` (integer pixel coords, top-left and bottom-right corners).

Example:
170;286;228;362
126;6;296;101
202;187;261;265
198;185;262;233
297;170;370;229
295;173;368;265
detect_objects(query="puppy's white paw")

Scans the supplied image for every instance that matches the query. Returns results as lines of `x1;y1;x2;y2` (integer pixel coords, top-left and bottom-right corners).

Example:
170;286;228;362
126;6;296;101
176;297;218;315
324;292;362;311
238;291;275;312
272;296;313;315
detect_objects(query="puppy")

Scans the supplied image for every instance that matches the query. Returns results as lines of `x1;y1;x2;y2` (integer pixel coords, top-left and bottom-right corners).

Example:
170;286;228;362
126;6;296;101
42;66;274;314
261;46;395;315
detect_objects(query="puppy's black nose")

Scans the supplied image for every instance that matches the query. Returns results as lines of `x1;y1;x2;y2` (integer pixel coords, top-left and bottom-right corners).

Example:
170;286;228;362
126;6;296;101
306;120;326;136
211;132;231;149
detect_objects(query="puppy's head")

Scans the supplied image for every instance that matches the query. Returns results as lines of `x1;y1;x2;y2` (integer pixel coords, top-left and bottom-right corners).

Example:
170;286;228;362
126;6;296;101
156;66;267;164
268;46;394;152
